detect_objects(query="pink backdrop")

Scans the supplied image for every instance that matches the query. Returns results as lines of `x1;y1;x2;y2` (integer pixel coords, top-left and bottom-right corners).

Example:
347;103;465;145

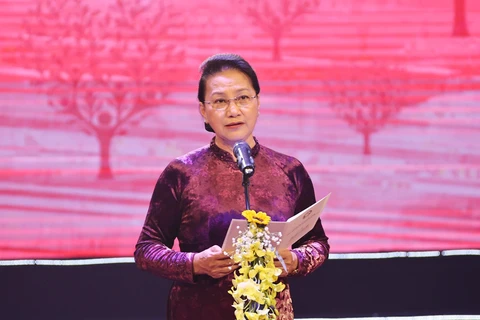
1;0;479;259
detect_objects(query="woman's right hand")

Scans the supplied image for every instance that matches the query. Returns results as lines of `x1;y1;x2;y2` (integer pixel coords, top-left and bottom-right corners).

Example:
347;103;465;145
193;245;238;278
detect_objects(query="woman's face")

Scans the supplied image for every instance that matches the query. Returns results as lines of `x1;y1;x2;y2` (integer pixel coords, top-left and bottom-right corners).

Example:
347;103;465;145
199;68;260;150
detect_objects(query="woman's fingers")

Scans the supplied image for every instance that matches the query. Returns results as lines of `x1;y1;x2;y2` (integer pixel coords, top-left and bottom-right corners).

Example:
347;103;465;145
196;245;240;278
207;255;239;278
274;260;290;277
209;263;238;279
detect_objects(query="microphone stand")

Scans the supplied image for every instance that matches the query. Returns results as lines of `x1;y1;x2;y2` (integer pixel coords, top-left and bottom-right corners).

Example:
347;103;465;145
239;159;287;272
242;173;251;210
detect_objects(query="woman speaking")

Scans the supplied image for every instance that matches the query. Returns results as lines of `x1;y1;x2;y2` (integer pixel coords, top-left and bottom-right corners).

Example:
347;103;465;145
134;53;329;320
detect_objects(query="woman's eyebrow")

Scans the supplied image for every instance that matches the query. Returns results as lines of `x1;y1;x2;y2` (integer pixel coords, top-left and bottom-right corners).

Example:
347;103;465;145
210;88;250;96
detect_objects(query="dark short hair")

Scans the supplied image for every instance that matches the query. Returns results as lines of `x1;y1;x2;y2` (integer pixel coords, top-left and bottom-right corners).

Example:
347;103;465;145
197;53;260;103
198;53;260;133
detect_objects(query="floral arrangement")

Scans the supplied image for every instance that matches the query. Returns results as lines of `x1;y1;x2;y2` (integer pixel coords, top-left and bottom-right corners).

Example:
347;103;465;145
228;210;286;320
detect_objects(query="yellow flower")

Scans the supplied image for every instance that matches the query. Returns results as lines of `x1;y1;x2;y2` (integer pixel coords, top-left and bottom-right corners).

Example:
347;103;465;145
232;300;245;319
232;273;247;287
242;210;256;223
234;308;244;319
251;241;266;257
245;312;260;320
258;266;277;282
235;279;264;303
271;282;286;293
248;264;267;279
242;210;271;226
242;248;256;262
244;309;269;320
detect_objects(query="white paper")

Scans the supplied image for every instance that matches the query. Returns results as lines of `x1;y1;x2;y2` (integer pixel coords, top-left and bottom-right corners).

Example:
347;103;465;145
221;193;331;252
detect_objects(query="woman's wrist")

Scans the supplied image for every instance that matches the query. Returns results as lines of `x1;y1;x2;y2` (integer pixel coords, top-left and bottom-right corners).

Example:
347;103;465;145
192;253;202;275
289;250;299;275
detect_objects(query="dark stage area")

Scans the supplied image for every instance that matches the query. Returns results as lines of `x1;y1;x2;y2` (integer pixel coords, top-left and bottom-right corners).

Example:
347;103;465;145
2;254;479;320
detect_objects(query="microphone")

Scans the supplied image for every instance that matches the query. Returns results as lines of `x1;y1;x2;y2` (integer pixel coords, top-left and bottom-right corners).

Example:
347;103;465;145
233;141;255;177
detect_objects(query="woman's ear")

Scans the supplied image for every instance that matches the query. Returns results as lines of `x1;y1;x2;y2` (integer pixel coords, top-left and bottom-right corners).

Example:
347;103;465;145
199;102;214;132
199;102;206;120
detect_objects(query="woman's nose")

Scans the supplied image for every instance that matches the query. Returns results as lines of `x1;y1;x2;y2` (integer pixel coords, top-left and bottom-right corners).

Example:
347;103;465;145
226;100;240;116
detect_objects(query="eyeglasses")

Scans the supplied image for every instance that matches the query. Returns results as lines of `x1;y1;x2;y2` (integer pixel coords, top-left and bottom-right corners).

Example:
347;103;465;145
203;94;258;110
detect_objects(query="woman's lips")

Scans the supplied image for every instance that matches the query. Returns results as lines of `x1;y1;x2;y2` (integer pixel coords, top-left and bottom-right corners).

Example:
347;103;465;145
226;122;243;128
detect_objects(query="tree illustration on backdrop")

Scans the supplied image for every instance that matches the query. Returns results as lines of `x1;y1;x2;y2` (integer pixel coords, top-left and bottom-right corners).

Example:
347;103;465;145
324;64;445;155
452;0;469;37
233;0;320;61
21;0;184;179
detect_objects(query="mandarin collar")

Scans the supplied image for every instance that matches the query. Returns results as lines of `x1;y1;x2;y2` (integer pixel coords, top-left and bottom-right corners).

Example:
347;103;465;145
209;137;260;164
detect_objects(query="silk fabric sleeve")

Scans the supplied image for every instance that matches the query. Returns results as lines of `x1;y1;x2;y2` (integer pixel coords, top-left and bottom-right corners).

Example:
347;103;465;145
290;162;330;276
134;161;196;284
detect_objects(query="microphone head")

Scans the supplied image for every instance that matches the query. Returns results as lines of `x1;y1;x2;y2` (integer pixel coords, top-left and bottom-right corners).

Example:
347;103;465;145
232;141;248;154
233;141;255;177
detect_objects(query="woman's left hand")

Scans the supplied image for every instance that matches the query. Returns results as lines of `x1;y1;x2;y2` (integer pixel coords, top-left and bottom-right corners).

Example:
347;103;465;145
274;249;298;277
